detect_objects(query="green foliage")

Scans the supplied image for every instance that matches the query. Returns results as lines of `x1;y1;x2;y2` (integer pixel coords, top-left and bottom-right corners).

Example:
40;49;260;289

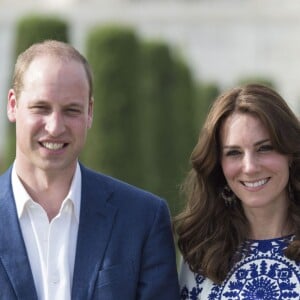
82;30;197;216
14;14;69;57
3;14;69;171
195;82;220;131
139;41;197;215
168;57;198;214
138;41;177;209
82;25;142;186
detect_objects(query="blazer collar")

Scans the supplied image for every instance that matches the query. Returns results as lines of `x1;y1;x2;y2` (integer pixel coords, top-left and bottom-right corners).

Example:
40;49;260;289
71;165;118;299
0;167;38;300
0;165;117;299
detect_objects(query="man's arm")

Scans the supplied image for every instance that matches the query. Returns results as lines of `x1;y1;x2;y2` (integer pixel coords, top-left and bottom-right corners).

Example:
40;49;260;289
137;199;180;300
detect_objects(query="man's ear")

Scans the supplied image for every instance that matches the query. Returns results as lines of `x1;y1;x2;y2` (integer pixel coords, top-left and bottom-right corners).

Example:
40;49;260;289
87;97;94;129
7;89;17;123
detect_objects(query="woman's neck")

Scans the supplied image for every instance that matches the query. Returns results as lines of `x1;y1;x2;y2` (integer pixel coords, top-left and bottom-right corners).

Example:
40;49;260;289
245;206;293;240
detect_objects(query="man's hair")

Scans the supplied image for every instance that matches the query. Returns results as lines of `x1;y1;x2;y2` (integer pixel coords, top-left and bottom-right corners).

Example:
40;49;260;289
12;39;93;99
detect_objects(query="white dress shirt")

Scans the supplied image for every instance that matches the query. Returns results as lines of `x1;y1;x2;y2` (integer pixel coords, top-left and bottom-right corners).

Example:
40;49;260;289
12;163;81;300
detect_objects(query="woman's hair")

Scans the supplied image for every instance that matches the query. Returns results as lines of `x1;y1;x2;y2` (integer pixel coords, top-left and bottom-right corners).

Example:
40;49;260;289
174;83;300;284
12;39;93;100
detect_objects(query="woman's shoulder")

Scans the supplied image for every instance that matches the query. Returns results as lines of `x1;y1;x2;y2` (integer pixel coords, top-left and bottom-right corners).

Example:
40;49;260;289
178;236;300;299
178;258;214;300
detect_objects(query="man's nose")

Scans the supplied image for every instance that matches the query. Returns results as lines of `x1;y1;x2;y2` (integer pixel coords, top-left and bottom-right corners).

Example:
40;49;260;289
45;112;66;136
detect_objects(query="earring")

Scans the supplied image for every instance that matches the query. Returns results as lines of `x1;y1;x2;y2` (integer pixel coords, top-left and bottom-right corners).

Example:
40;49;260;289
221;185;237;206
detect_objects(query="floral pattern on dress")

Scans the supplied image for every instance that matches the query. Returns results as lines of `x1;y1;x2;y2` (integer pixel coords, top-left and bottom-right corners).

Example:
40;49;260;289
180;236;300;300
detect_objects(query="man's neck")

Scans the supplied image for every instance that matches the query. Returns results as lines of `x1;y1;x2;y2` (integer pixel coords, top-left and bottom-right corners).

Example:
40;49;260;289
15;163;76;221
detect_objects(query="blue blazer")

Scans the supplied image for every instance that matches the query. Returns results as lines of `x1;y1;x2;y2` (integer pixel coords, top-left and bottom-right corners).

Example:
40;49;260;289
0;164;180;299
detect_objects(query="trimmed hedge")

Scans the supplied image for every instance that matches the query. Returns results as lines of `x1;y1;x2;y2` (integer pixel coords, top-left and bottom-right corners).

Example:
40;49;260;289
82;29;197;216
82;25;143;186
14;15;69;57
138;41;177;204
195;82;220;130
139;41;197;215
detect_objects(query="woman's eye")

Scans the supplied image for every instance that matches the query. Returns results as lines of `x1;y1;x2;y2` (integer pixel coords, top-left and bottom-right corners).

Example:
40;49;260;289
225;150;241;157
258;144;273;152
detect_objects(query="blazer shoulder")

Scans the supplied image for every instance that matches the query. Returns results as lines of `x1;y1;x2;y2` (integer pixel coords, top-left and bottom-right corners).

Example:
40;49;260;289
0;167;13;194
80;164;167;209
0;166;13;181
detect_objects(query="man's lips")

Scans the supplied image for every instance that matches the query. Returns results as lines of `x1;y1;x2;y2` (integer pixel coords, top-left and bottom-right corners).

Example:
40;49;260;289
39;142;67;150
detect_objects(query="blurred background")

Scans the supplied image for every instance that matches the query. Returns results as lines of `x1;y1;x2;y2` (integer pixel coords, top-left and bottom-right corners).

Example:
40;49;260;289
1;0;299;215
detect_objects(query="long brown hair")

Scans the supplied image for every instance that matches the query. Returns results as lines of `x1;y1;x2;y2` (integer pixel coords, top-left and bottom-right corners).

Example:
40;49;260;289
174;84;300;283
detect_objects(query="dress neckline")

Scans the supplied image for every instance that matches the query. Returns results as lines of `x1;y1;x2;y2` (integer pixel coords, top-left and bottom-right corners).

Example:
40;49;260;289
247;234;295;243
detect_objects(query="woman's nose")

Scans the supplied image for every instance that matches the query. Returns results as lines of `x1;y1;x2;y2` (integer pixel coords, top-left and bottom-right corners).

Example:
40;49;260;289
242;153;260;173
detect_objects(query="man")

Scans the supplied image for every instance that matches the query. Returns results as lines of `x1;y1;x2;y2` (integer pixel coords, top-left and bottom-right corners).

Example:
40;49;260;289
1;40;179;299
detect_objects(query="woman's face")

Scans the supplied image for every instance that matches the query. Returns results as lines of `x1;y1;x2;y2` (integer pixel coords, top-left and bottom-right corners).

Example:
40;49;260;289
220;112;290;214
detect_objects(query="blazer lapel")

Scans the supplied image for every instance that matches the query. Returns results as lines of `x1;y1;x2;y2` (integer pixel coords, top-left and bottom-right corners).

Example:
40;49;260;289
72;166;118;299
0;168;37;299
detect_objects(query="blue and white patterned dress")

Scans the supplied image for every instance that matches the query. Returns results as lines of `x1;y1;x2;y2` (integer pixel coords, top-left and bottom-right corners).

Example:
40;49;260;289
179;235;300;300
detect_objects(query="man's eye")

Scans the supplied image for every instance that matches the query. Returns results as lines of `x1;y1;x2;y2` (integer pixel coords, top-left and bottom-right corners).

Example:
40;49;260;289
30;106;49;113
66;108;81;115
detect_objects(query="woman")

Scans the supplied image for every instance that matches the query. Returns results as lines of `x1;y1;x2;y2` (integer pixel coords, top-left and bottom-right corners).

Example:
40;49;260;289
175;84;300;299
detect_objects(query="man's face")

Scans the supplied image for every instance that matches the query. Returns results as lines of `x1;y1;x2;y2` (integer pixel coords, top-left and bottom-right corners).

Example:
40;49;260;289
7;55;93;174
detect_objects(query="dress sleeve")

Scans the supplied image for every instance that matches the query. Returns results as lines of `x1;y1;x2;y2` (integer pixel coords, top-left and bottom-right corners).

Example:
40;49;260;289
178;258;196;293
179;257;215;300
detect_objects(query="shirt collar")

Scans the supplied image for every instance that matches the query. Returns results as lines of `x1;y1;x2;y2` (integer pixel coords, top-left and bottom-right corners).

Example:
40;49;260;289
12;162;82;222
66;163;81;222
